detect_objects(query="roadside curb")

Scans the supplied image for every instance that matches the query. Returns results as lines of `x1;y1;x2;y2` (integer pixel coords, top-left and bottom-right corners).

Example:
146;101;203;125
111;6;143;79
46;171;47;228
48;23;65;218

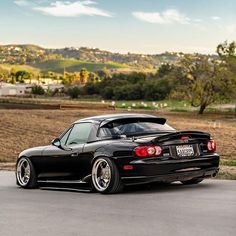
0;162;15;171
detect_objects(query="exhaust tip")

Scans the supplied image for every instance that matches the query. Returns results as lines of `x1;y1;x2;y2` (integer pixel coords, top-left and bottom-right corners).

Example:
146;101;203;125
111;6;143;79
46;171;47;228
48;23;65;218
212;173;217;178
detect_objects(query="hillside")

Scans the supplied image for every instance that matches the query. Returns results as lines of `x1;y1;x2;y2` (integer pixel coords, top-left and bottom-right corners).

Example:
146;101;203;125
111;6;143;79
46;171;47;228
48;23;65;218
33;59;128;73
0;44;182;72
0;64;40;74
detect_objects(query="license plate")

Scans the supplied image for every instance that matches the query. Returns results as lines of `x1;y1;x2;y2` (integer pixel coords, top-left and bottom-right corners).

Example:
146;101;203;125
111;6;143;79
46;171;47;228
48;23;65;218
176;145;194;157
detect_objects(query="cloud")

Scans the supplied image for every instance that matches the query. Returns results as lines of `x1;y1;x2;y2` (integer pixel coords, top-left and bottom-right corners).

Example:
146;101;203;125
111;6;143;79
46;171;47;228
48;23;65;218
132;9;190;24
211;16;221;20
14;0;30;6
15;0;112;17
193;19;202;23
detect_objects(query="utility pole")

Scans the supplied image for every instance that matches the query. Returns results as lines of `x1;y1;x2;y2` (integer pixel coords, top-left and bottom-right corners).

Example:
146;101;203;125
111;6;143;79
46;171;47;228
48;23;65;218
63;66;66;78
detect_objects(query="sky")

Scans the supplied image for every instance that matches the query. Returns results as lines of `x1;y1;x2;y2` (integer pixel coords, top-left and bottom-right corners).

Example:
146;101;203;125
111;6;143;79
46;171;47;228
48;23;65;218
0;0;236;54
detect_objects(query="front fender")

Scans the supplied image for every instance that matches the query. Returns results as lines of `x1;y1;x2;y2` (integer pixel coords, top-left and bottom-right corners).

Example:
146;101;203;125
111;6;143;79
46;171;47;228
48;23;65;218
18;146;48;160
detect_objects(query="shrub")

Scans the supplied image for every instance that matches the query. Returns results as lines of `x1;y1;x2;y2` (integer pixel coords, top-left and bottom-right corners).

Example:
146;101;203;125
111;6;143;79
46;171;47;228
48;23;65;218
67;86;81;99
31;85;45;95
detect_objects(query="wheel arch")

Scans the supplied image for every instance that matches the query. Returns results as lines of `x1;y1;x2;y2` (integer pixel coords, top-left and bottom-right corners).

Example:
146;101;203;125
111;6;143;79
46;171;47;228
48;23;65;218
91;152;114;166
17;155;39;176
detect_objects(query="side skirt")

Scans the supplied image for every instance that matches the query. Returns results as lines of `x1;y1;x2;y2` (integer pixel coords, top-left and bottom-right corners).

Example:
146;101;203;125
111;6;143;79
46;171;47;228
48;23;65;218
37;179;92;192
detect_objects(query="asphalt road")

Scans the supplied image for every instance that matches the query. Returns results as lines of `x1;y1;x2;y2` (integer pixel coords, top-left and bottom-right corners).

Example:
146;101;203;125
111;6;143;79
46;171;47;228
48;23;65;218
0;171;236;236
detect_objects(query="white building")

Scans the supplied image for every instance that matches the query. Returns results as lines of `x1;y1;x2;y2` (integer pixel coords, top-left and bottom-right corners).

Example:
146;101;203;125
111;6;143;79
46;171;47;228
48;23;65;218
0;83;32;96
0;83;17;96
24;78;61;85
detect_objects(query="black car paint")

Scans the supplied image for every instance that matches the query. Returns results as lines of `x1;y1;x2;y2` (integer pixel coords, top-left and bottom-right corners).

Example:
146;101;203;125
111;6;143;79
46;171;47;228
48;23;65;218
17;114;220;189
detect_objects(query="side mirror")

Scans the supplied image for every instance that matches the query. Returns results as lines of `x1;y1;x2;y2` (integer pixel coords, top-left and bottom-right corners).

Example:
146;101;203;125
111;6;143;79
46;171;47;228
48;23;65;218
51;138;72;151
51;138;61;147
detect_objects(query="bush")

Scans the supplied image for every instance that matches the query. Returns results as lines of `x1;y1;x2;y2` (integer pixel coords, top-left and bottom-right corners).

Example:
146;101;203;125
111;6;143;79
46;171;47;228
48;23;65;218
31;85;45;95
101;86;114;99
113;84;143;100
78;71;179;101
84;83;100;95
67;86;81;99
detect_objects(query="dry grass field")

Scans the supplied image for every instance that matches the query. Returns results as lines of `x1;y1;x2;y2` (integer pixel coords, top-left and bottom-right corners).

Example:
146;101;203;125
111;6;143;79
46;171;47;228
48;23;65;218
0;108;235;178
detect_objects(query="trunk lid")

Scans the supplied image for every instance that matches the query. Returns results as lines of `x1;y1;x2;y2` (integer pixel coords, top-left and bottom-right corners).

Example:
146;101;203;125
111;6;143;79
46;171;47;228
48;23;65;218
151;131;211;159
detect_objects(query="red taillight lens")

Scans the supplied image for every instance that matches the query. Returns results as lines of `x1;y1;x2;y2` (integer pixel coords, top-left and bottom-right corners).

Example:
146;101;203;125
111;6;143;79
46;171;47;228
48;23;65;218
207;140;216;152
134;145;162;158
181;136;189;141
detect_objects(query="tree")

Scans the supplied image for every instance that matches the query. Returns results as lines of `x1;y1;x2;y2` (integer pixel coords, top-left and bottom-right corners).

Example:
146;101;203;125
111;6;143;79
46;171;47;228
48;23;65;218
96;67;111;80
88;72;100;83
157;63;175;77
217;41;236;112
62;72;79;85
180;55;235;114
80;68;89;84
113;84;143;100
15;70;32;83
67;86;81;99
217;41;236;74
143;77;174;100
0;67;8;82
10;68;17;84
101;86;114;99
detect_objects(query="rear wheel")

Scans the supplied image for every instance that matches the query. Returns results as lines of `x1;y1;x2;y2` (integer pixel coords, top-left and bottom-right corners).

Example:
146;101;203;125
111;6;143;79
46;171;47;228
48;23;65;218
91;157;123;194
181;178;203;185
16;157;38;189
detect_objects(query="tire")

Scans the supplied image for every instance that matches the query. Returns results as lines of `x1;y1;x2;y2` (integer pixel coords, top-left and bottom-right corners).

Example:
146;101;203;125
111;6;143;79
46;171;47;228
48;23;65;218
181;178;203;185
91;157;123;194
16;157;38;189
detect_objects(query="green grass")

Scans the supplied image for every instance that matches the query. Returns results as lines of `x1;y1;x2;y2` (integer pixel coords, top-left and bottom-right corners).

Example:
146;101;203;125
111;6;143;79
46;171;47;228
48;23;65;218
217;171;236;180
0;63;40;74
32;59;129;73
108;99;193;111
220;160;236;167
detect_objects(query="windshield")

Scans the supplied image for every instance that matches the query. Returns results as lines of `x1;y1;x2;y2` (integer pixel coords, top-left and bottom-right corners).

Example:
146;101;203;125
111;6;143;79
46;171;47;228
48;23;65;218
98;121;175;138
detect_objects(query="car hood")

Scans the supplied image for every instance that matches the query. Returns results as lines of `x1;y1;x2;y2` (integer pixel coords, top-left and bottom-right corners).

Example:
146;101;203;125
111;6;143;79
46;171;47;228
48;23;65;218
19;145;50;158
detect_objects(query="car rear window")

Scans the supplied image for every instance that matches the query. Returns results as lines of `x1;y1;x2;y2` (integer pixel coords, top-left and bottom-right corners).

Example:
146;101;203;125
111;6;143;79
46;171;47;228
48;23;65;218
98;121;175;137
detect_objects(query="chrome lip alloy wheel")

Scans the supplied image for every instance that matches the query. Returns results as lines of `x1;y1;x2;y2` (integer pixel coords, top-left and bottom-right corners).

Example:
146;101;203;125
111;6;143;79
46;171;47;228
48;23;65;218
16;158;31;186
92;159;111;191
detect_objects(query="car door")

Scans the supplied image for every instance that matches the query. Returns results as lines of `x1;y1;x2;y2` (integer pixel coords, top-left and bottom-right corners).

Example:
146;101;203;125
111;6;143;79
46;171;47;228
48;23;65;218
38;122;93;181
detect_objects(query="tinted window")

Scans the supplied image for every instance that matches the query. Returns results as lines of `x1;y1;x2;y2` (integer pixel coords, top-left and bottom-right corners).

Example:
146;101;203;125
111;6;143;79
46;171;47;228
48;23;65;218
98;122;175;137
66;123;93;145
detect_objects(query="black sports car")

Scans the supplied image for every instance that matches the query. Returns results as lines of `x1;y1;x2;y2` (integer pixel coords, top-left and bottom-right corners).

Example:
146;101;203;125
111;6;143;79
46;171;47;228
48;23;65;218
16;113;219;194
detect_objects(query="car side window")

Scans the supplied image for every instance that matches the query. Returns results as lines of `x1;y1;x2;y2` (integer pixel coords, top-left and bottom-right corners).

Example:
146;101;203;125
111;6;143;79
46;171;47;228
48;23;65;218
66;123;93;145
60;128;72;146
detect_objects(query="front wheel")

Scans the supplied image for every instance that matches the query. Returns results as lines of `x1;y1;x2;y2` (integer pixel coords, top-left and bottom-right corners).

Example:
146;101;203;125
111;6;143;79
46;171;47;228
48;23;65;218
91;157;123;194
181;178;203;185
16;157;38;189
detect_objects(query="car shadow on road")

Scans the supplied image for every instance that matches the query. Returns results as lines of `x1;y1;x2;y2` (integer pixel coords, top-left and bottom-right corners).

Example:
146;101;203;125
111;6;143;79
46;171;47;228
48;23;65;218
122;181;215;195
34;180;216;195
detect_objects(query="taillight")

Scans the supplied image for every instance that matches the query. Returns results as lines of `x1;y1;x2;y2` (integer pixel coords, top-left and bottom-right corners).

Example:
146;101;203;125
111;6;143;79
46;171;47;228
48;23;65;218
207;140;216;152
134;145;162;158
181;136;189;141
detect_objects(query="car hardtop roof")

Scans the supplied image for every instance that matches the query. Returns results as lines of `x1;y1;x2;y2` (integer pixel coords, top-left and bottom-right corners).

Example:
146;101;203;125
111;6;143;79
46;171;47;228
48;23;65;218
74;113;166;125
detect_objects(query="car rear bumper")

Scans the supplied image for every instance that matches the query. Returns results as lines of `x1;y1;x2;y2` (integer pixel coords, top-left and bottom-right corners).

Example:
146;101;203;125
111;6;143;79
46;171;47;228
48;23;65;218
120;154;220;185
121;167;219;185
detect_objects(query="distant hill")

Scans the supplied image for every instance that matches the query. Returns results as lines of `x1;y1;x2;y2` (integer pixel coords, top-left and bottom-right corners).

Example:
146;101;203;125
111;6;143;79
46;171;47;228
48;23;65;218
0;44;185;73
33;59;128;73
0;64;39;74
